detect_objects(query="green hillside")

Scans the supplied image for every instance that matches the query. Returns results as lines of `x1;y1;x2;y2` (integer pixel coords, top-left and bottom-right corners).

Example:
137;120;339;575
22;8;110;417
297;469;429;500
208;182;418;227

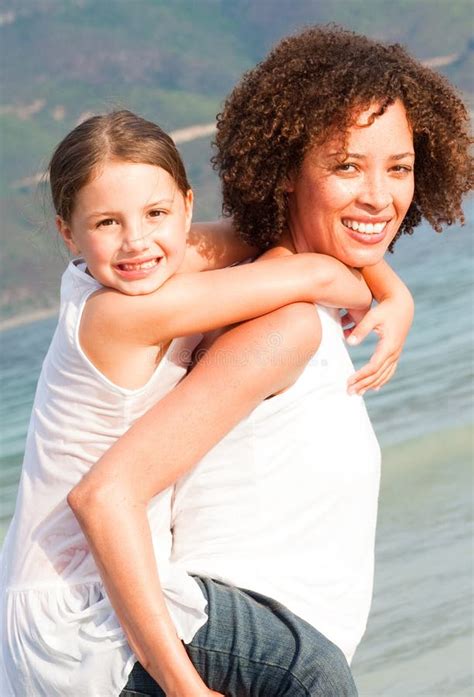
1;0;472;321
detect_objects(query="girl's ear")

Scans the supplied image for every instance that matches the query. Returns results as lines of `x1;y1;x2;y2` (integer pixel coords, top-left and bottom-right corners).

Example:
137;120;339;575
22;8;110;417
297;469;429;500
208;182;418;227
56;216;80;255
184;189;194;233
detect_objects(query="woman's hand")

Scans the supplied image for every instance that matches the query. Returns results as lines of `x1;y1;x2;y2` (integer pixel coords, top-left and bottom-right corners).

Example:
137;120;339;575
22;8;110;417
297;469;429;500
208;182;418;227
344;290;414;395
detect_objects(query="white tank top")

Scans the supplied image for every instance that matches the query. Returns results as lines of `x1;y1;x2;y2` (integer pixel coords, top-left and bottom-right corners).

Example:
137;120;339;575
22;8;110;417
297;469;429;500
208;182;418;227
171;305;381;664
0;260;207;697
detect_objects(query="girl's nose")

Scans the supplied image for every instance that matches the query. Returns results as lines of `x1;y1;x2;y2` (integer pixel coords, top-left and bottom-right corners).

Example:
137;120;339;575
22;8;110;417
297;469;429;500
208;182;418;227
121;225;150;253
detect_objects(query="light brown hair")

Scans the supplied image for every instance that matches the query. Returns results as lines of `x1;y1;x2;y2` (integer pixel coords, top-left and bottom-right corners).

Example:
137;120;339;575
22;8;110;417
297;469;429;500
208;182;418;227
49;110;190;222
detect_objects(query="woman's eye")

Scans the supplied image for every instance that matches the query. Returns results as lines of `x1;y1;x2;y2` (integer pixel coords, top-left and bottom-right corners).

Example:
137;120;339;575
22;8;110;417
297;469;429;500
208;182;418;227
335;162;357;173
391;165;413;175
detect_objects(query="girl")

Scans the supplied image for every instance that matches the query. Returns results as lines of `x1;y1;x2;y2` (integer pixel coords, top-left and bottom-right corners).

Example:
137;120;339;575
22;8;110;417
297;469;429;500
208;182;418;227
1;110;413;697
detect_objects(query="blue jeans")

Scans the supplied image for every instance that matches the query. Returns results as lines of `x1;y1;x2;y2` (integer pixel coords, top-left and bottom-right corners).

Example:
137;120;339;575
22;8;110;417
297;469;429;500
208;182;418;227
120;576;358;696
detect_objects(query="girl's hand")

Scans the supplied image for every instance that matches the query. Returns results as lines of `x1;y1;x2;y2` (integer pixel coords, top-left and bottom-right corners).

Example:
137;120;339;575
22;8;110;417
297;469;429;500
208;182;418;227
344;292;414;395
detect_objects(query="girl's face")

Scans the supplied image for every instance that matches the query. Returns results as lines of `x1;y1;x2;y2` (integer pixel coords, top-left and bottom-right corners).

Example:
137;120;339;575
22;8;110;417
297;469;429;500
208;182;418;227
57;160;193;295
286;99;415;267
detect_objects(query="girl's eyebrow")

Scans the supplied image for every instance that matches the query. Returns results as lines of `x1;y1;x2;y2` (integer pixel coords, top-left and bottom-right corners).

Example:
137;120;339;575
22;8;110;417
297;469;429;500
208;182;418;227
86;199;175;219
86;211;118;220
144;198;174;208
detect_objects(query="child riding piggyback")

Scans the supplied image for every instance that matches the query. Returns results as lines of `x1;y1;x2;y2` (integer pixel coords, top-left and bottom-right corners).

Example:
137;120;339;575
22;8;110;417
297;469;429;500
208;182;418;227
1;110;412;696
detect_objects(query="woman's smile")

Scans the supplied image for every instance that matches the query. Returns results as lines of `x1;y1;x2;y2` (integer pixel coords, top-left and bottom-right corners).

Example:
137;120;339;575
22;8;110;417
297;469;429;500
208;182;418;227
340;217;393;246
341;218;390;234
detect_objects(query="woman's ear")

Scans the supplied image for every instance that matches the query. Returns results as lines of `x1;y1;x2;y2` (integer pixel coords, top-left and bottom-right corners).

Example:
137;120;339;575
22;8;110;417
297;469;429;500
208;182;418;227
283;171;295;193
56;216;80;255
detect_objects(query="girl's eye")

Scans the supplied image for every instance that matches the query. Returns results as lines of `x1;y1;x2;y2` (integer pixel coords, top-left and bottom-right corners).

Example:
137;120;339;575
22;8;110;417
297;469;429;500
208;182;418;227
148;209;165;218
97;218;117;228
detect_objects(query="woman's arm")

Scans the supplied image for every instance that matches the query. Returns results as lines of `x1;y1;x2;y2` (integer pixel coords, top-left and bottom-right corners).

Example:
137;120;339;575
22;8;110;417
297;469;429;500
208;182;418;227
84;252;370;347
68;303;321;695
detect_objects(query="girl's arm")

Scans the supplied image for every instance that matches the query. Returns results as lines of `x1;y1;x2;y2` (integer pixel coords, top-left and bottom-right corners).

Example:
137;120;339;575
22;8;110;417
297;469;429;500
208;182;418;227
181;219;258;272
69;302;321;696
182;220;413;395
83;252;371;348
346;259;415;394
360;258;413;305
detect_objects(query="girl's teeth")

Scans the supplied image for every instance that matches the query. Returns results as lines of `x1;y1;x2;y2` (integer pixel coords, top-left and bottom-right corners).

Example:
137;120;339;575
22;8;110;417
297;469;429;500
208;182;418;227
120;259;159;271
342;220;387;234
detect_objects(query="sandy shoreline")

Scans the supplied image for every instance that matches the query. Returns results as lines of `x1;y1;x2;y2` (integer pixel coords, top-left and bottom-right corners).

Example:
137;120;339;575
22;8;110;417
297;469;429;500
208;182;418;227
0;306;58;332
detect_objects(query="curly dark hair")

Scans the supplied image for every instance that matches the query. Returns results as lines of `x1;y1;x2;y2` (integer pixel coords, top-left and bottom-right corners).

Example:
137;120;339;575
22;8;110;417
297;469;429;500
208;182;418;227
213;26;473;250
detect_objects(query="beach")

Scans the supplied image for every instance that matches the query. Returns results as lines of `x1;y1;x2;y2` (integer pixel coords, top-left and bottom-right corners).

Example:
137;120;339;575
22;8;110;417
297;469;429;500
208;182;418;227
0;306;58;332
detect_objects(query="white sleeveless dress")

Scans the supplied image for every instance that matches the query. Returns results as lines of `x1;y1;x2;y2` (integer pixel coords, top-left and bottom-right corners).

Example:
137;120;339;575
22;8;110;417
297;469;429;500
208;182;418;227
0;260;207;697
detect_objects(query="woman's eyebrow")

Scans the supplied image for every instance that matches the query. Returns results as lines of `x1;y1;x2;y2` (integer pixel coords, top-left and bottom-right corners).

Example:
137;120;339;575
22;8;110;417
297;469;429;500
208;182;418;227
328;151;415;160
390;152;415;160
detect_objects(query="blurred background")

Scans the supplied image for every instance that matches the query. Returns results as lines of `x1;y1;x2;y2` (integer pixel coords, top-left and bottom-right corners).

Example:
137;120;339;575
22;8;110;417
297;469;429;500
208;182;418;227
0;1;472;695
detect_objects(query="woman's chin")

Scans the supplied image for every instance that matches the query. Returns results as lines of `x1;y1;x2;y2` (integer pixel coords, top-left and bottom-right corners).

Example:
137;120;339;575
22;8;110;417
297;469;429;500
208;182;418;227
341;246;387;267
336;222;399;267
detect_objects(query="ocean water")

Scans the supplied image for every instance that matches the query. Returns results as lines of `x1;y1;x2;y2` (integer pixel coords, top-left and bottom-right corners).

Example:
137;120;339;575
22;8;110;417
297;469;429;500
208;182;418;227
0;211;473;695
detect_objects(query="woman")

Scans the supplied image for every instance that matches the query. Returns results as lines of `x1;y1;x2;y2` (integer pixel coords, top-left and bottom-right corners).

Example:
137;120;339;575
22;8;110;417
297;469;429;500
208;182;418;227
67;27;472;696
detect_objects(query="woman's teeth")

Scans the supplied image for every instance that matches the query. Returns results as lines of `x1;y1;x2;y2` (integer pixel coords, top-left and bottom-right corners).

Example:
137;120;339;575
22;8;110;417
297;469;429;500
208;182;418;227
119;258;160;271
342;219;387;234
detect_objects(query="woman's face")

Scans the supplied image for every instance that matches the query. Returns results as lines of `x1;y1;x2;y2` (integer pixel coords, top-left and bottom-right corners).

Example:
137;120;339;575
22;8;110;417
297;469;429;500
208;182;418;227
286;100;415;267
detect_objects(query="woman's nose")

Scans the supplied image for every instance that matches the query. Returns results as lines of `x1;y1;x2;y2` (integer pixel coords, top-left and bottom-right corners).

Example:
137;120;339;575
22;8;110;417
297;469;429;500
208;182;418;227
357;174;393;211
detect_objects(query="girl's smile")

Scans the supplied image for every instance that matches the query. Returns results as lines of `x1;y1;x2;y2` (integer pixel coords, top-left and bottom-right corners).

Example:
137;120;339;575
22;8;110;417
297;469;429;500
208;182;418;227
57;160;193;295
114;255;165;280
